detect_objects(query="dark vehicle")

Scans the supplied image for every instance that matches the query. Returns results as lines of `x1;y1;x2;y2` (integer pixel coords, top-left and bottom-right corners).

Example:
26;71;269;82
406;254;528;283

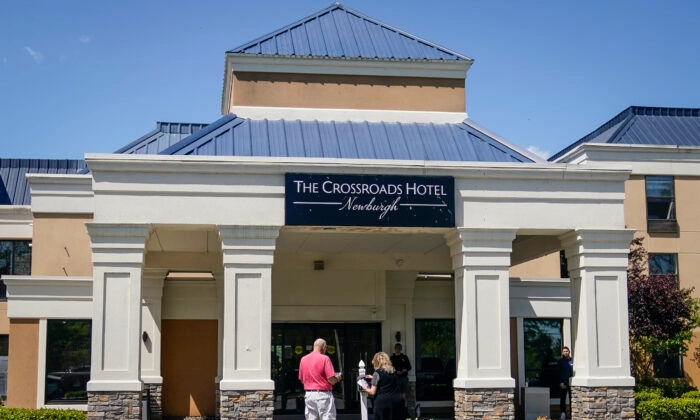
46;366;90;402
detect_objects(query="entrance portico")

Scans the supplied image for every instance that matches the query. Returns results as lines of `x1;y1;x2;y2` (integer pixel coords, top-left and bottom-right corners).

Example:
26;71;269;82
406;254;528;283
76;154;636;419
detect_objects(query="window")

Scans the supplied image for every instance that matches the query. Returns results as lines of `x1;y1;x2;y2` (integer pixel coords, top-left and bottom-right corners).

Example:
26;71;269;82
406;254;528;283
649;253;678;282
45;320;91;404
646;176;678;233
0;240;32;300
524;319;563;398
415;319;455;401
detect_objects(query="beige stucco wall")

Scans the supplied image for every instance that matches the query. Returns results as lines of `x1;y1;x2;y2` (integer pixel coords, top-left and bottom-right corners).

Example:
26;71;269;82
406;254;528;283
31;214;93;277
624;176;700;290
0;302;9;335
625;175;700;385
6;319;39;408
509;251;561;279
231;72;465;112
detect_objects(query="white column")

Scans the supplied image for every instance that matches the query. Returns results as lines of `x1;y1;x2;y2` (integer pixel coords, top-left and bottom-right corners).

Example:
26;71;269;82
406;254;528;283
86;223;149;392
141;268;165;384
218;225;280;391
446;228;516;388
560;229;635;387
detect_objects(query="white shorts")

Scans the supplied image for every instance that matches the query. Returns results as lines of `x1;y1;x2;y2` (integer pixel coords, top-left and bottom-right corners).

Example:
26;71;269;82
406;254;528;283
304;391;336;420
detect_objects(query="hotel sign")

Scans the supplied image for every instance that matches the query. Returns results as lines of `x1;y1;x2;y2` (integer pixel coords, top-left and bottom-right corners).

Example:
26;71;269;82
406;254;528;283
285;173;454;227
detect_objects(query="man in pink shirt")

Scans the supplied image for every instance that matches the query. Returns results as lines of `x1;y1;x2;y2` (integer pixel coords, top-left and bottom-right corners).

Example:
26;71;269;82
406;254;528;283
298;338;341;420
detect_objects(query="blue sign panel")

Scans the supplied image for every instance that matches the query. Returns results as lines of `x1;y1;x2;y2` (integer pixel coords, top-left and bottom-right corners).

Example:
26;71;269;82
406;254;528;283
285;173;455;227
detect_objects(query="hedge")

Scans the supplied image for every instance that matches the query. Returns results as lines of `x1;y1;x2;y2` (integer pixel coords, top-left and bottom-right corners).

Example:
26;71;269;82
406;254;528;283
0;408;85;419
636;397;700;420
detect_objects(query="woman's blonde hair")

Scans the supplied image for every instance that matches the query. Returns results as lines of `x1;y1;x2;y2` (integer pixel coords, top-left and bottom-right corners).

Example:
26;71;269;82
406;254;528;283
371;351;395;373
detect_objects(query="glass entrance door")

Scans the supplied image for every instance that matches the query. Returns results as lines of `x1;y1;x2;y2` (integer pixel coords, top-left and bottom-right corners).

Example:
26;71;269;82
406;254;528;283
271;323;380;414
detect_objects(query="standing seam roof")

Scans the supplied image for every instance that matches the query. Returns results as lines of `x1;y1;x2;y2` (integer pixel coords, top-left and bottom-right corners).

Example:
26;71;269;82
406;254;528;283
228;3;471;61
159;114;534;163
549;106;700;161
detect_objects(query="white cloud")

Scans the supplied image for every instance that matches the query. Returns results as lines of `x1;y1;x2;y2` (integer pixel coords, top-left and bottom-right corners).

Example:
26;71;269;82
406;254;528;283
24;46;43;63
79;35;91;44
526;145;551;159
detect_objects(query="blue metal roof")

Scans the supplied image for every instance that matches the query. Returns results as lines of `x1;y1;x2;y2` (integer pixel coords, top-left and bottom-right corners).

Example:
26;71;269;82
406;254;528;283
550;106;700;161
0;159;86;206
160;114;534;163
115;121;208;155
228;3;471;61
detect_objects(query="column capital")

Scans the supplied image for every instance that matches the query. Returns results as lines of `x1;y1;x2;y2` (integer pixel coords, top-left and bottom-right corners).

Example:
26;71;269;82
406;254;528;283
218;225;281;267
217;225;282;242
87;223;150;266
560;229;634;272
445;228;516;271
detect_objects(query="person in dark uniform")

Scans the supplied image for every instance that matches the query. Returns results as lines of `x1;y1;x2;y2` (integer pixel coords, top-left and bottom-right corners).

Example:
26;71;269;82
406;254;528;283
360;352;404;420
390;343;411;407
557;346;573;420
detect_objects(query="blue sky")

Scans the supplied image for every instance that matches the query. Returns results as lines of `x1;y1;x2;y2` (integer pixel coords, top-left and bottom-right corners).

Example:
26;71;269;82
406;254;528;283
1;0;699;159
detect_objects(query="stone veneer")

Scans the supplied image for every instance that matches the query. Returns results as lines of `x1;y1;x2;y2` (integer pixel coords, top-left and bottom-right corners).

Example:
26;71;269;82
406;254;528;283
87;391;142;420
454;388;515;419
571;386;635;419
219;389;274;420
146;384;163;420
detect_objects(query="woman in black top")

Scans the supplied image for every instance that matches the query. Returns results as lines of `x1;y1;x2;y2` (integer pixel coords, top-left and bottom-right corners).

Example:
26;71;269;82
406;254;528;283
360;351;404;420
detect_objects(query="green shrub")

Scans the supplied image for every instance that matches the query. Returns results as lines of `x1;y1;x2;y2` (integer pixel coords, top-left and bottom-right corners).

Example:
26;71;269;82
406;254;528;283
683;391;700;399
636;390;663;403
636;397;700;420
636;378;697;398
0;408;85;419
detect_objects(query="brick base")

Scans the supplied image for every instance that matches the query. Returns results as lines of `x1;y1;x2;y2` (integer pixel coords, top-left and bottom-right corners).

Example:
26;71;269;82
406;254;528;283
454;388;515;419
219;389;274;420
87;390;142;420
571;386;635;419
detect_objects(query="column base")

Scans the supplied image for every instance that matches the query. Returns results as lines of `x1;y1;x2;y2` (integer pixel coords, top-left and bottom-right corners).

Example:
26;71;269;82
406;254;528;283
87;390;142;420
454;388;515;419
145;383;163;420
571;385;635;419
219;389;274;420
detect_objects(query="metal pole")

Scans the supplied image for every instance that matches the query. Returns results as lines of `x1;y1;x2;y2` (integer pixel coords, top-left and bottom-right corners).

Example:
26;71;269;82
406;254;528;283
359;360;368;420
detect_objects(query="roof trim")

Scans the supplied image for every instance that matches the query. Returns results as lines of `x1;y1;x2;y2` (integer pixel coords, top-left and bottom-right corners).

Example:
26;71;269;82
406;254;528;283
230;106;467;124
85;153;631;183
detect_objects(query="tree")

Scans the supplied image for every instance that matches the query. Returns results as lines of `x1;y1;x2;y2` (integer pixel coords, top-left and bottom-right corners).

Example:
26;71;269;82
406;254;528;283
627;236;700;379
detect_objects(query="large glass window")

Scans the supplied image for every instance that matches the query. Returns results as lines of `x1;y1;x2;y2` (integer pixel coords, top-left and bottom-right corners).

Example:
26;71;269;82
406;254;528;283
415;319;455;401
0;240;32;300
524;319;563;398
45;320;91;404
646;176;678;233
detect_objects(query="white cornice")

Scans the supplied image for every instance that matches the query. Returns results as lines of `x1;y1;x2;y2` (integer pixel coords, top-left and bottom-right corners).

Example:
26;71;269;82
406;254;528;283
230;106;467;123
5;275;92;318
221;53;472;115
0;206;32;239
84;153;631;183
27;173;94;214
555;143;700;175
